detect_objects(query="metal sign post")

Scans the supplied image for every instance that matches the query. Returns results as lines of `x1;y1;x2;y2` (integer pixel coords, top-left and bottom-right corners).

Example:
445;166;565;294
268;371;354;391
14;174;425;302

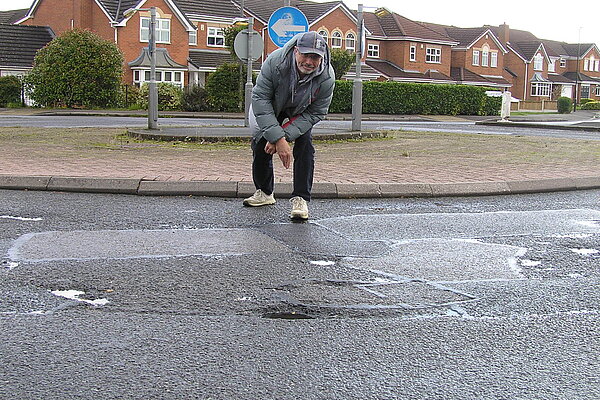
234;20;264;127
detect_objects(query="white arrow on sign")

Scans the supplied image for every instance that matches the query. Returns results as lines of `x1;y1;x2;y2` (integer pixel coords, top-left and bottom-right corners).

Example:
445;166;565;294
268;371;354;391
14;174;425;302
271;18;306;37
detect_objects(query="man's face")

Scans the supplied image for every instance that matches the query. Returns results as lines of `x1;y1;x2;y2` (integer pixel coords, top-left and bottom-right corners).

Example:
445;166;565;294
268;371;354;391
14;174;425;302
294;47;323;75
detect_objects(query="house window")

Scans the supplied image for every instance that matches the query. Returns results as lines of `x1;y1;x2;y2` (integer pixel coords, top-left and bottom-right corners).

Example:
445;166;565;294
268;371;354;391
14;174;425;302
367;44;379;58
410;45;416;61
141;17;170;43
189;29;197;46
207;27;224;47
531;82;551;97
481;50;489;67
582;85;590;99
426;47;441;63
345;33;355;52
490;52;498;68
596;86;600;96
584;59;589;71
331;31;342;48
472;50;480;66
318;30;329;45
533;54;543;71
133;69;184;88
548;59;555;72
595;60;600;72
560;58;566;68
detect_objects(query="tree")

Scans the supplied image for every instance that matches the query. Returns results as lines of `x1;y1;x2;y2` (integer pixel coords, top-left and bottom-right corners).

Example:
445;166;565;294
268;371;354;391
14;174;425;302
26;29;123;108
205;62;255;112
330;48;355;80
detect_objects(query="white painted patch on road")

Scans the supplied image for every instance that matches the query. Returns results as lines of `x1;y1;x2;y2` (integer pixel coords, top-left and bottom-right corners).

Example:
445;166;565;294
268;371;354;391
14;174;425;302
51;290;109;306
521;259;542;267
310;260;336;266
0;215;42;222
570;248;599;256
2;261;19;271
576;220;600;228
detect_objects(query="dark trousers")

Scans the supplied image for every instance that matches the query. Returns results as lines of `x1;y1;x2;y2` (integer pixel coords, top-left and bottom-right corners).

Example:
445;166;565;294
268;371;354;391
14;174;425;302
251;129;314;201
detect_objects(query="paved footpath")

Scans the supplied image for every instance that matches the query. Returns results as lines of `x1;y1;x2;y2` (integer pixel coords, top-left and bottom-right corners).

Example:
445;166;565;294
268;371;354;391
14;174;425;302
1;109;600;198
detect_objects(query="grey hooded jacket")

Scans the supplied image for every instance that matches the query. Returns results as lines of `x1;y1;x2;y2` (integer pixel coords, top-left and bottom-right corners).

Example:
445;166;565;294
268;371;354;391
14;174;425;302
250;33;335;144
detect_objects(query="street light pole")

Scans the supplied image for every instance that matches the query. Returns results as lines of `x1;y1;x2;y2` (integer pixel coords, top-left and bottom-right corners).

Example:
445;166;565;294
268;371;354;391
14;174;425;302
148;7;158;130
351;4;363;132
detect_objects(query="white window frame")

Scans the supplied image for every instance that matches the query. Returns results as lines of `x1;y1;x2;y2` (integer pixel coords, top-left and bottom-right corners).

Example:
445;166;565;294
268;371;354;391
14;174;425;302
531;82;551;97
581;84;590;99
331;31;342;48
596;85;600;96
367;43;379;58
207;27;225;47
133;69;184;88
481;50;489;67
426;47;441;63
410;45;416;62
533;54;543;71
141;17;171;44
548;59;555;72
490;52;498;68
345;32;355;52
560;58;566;68
189;29;197;46
318;30;329;45
472;50;479;66
584;59;589;71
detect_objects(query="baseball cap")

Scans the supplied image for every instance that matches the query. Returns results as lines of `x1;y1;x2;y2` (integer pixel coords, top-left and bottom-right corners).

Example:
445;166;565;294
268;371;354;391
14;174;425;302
296;31;327;58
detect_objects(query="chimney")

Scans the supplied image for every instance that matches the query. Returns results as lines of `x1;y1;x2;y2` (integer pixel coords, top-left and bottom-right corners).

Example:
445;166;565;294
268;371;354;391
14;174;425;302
499;23;509;44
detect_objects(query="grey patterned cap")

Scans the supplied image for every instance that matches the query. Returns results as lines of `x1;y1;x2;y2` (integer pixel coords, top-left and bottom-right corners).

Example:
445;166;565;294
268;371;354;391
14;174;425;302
296;31;327;58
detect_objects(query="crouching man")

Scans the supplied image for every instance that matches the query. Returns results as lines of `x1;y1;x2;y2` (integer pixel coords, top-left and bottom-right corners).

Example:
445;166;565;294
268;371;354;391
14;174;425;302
243;31;335;220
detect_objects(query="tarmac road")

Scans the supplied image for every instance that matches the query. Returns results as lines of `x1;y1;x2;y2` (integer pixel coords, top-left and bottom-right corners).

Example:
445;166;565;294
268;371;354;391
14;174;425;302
1;189;599;399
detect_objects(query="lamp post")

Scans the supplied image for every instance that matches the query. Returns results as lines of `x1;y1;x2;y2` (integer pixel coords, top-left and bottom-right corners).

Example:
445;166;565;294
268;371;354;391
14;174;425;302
124;7;158;130
351;4;364;131
574;27;582;113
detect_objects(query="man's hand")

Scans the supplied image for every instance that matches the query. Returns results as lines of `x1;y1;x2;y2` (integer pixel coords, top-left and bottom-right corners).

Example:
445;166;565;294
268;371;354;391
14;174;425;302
275;137;292;169
264;142;277;155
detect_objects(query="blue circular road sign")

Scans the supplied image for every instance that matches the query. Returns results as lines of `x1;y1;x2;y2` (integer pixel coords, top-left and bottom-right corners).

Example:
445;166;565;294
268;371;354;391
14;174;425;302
267;7;309;47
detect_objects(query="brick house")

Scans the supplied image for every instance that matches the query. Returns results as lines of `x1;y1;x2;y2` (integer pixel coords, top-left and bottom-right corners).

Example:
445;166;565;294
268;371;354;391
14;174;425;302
2;0;599;102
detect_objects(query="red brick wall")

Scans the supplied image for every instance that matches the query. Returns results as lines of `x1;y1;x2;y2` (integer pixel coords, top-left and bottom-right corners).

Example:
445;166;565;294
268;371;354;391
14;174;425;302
465;36;504;76
387;42;451;77
116;2;190;84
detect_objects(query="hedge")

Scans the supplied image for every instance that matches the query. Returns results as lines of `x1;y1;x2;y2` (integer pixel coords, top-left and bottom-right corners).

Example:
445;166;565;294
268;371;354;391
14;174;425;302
581;101;600;110
0;75;21;107
330;80;501;116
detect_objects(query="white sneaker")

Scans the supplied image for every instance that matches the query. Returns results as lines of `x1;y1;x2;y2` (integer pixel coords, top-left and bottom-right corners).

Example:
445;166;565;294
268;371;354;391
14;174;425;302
243;189;276;207
290;196;309;220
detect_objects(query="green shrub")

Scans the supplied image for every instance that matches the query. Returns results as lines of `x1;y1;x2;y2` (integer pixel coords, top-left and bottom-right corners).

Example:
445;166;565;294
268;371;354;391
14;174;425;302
330;49;355;80
115;84;141;109
205;62;255;112
25;29;123;108
138;82;183;111
581;101;600;110
557;97;572;113
329;80;500;116
182;85;208;112
0;75;22;107
579;98;593;105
